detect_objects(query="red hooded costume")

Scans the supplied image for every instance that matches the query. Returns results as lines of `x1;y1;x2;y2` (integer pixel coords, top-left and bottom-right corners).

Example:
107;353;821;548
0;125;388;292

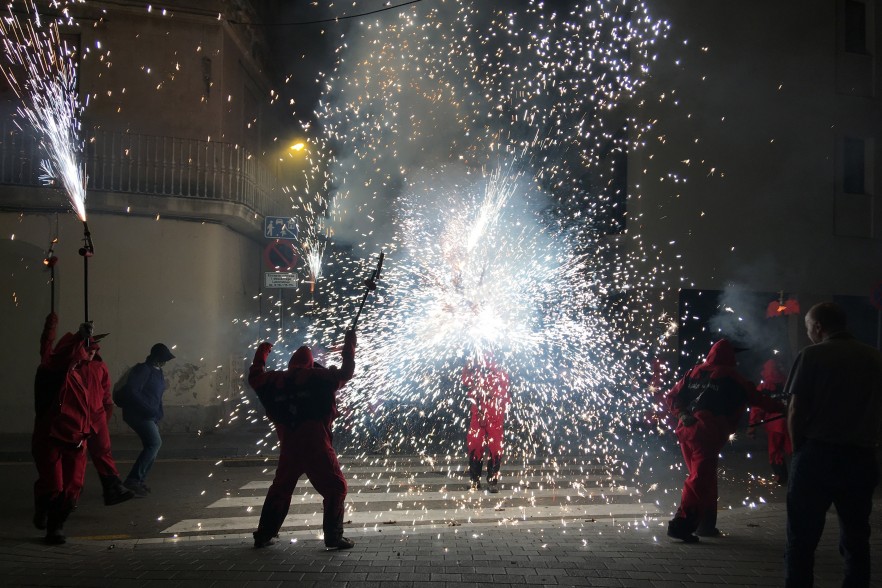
749;359;792;481
248;333;356;548
665;339;785;540
462;355;510;486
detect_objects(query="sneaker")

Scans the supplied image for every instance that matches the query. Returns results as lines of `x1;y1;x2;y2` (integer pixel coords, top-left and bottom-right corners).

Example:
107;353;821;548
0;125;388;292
325;536;355;550
488;481;499;494
469;480;481;491
253;532;276;549
123;480;149;498
104;483;135;506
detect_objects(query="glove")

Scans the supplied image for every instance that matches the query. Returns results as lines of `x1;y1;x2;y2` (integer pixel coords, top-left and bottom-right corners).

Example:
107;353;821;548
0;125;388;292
78;321;94;341
344;329;356;348
255;342;273;364
678;413;697;426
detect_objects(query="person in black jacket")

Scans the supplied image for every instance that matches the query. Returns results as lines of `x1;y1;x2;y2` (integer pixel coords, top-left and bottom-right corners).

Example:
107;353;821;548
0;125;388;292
115;343;174;497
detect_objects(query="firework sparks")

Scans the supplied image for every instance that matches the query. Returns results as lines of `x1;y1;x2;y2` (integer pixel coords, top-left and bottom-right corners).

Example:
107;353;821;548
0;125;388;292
0;0;87;221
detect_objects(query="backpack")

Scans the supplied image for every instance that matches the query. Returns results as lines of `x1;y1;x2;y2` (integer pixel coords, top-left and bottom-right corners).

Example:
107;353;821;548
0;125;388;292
112;366;133;408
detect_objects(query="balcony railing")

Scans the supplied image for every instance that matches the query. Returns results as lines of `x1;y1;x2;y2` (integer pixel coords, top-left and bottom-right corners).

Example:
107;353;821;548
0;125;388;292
0;124;287;219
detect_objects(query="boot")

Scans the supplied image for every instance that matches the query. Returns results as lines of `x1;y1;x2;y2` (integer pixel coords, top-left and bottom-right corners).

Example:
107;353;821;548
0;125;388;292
667;517;699;543
44;498;72;545
487;454;501;492
101;475;135;506
771;462;788;486
468;454;483;490
695;507;719;537
323;510;354;550
33;494;49;530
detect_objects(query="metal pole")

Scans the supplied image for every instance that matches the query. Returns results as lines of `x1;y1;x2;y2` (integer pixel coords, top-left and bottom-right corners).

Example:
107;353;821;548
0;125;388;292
78;222;94;323
44;237;58;314
351;251;384;330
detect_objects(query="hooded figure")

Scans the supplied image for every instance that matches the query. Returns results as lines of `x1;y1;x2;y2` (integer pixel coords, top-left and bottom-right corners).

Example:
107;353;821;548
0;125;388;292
248;330;356;550
665;339;785;542
462;353;510;492
115;343;174;497
748;359;791;484
31;323;120;544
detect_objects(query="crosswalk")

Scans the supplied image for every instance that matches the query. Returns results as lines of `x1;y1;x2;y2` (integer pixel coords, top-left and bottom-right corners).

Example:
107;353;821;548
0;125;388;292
158;455;661;542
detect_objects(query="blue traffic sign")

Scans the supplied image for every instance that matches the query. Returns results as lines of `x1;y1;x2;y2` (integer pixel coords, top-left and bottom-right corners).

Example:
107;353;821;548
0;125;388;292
264;216;298;239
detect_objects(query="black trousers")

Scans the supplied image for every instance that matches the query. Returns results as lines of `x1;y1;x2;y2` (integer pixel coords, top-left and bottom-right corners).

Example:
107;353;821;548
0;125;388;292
785;440;879;588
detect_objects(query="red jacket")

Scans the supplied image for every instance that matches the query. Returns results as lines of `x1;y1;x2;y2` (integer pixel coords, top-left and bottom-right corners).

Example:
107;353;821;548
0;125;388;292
665;340;785;441
45;333;108;445
462;358;510;423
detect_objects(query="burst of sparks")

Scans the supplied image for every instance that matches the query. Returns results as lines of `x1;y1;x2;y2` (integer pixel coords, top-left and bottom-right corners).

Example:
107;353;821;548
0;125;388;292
0;0;87;221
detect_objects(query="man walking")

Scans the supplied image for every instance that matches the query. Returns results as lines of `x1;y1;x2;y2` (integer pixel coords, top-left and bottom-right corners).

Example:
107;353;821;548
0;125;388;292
784;302;882;587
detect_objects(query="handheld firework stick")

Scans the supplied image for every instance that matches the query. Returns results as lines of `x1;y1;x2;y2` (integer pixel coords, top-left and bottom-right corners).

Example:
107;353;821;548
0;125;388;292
78;221;94;322
43;237;58;313
351;251;385;330
749;413;786;427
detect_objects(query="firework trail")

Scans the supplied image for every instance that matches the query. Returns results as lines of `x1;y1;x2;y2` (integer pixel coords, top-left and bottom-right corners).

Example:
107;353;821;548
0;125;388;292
0;0;87;220
265;0;677;461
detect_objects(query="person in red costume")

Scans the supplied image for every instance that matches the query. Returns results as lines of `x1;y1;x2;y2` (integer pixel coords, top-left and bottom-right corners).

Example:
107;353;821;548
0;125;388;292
748;358;792;485
32;316;132;532
462;352;510;493
249;329;356;549
665;339;785;543
32;322;125;544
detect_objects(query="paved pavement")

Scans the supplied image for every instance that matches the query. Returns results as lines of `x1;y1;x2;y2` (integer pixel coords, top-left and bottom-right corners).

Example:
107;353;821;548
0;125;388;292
1;429;880;587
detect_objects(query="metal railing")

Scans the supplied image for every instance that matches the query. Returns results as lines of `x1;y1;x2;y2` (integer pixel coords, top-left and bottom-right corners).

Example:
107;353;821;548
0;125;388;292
0;123;286;218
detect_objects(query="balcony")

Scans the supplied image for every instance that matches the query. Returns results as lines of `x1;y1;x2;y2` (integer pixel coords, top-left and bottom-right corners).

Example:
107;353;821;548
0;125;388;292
0;124;290;235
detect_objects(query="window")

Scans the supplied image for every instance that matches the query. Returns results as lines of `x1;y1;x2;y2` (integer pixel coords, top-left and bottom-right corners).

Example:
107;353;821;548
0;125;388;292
844;0;868;54
843;137;866;194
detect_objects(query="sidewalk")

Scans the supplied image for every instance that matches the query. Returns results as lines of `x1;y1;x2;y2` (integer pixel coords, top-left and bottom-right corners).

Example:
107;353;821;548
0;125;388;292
2;432;880;587
1;499;879;587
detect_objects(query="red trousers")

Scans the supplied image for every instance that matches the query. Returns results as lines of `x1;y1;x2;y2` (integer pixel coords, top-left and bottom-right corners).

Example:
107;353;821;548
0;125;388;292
467;411;504;461
256;420;347;540
764;420;792;465
32;418;87;509
672;420;727;532
87;417;120;478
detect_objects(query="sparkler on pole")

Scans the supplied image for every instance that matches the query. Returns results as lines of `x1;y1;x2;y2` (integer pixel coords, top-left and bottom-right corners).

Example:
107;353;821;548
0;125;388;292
351;251;384;330
43;237;58;313
78;221;93;323
0;0;88;221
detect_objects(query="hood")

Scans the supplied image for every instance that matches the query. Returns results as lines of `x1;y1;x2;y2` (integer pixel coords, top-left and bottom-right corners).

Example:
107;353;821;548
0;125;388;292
288;345;314;369
704;339;736;367
760;359;786;385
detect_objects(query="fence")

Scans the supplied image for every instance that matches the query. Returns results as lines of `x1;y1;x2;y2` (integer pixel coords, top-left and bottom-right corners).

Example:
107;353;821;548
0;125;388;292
0;124;286;219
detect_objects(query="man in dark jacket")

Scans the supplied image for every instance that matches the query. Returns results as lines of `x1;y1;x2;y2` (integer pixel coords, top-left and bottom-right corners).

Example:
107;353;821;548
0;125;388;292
784;302;882;587
115;343;174;497
249;329;356;549
665;339;785;543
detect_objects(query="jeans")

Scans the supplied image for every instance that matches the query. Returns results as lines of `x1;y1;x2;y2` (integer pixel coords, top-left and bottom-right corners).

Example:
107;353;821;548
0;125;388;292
124;417;162;486
785;439;879;588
